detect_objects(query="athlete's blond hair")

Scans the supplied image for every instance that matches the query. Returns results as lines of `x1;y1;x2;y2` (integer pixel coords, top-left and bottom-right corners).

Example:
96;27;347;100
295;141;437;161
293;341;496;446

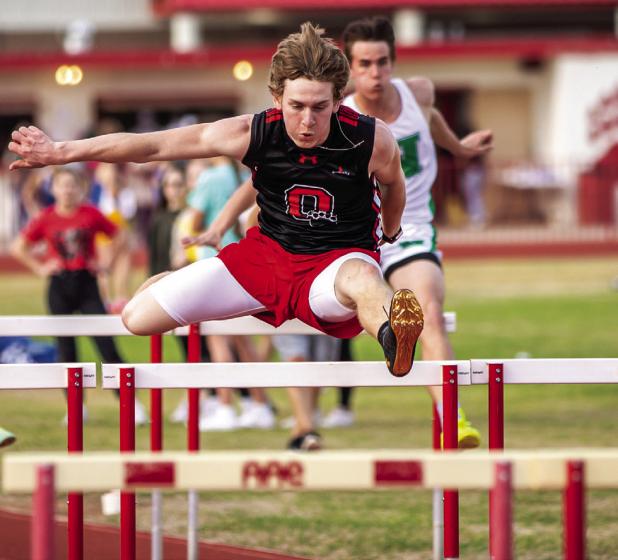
269;22;350;102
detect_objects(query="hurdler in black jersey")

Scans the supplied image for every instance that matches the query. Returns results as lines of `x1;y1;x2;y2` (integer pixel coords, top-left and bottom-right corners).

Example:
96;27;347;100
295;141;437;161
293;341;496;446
242;105;382;254
12;22;423;377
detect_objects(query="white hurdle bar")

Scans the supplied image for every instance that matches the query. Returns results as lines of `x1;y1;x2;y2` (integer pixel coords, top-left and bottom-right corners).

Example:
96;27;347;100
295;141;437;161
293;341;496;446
0;312;456;336
0;362;97;560
5;449;615;560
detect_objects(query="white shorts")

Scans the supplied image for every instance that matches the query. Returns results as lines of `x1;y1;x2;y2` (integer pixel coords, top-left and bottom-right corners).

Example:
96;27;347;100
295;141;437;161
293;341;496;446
148;252;381;327
380;222;442;279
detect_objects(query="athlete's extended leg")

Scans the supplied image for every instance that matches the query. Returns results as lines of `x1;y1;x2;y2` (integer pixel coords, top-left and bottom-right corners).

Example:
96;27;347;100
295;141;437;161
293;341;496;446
389;259;480;448
122;258;267;336
310;254;423;376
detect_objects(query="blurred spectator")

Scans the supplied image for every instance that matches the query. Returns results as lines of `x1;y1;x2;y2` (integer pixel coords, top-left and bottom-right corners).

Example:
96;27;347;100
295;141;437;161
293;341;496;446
185;159;274;432
321;339;356;428
10;166;147;425
94;162;137;312
461;155;487;228
275;335;341;450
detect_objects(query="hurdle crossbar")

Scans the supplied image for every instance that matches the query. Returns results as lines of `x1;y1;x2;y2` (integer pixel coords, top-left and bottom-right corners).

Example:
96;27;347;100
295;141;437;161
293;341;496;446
102;360;472;389
0;312;456;337
4;449;618;493
471;358;618;385
0;363;97;389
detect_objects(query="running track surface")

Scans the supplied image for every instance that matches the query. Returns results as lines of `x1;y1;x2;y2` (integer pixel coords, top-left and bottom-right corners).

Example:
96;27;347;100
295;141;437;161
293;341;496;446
0;508;310;560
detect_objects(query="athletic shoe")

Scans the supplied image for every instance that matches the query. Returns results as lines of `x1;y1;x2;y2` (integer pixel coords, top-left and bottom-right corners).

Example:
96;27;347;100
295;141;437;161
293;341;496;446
134;399;149;426
440;408;482;449
62;404;89;426
286;431;322;451
238;402;276;429
322;407;355;428
379;289;424;377
457;408;481;449
169;396;217;424
0;427;16;448
199;404;238;432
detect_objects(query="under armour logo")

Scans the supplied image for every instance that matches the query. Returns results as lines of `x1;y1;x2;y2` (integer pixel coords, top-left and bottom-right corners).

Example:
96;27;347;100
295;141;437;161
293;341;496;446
299;154;318;165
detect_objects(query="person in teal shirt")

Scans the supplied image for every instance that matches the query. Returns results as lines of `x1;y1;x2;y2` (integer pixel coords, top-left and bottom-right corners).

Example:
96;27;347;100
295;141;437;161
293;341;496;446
188;156;241;260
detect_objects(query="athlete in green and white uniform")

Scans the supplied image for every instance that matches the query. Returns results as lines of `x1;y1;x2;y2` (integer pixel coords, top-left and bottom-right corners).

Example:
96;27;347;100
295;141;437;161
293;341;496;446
343;16;493;447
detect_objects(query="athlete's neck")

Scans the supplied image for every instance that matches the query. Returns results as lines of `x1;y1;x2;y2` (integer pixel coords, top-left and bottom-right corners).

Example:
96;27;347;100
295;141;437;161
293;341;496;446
354;82;401;124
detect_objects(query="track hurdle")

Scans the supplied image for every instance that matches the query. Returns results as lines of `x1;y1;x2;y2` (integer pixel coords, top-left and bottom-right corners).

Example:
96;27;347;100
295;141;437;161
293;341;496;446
0;313;457;559
0;362;97;560
5;448;616;560
103;359;468;559
470;357;618;557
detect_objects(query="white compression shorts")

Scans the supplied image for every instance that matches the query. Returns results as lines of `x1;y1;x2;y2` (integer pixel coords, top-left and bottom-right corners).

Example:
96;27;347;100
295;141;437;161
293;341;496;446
149;252;381;327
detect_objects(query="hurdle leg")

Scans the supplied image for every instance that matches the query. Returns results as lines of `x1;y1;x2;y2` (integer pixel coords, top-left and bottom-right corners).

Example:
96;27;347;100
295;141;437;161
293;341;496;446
442;364;459;559
488;362;505;557
564;460;585;560
432;404;444;560
67;366;84;560
120;367;136;560
150;334;164;560
187;323;201;560
32;464;55;560
490;461;513;560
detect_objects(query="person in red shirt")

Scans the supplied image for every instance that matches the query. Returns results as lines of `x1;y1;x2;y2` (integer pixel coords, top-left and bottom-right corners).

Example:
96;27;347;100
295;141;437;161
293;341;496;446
11;166;148;423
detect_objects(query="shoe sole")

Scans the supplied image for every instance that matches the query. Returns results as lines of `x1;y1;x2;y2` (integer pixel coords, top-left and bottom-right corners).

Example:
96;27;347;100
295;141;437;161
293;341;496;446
389;289;424;377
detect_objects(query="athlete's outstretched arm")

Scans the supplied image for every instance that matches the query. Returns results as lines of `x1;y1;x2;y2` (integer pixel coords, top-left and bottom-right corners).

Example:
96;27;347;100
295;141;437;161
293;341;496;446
429;109;493;159
369;120;406;239
407;76;493;159
8;115;253;170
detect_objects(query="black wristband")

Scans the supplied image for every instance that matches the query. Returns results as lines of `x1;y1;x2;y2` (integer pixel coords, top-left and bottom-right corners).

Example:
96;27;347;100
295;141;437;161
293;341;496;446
381;226;403;244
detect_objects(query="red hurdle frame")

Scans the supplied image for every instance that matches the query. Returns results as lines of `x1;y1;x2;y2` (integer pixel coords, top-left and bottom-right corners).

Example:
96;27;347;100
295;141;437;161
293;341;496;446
66;366;84;560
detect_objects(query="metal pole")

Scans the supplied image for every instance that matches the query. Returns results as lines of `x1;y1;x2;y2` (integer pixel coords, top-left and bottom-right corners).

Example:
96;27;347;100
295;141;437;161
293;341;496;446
120;367;136;560
564;460;585;560
490;461;513;560
432;404;444;560
442;364;459;559
67;366;83;560
187;323;201;560
32;464;55;560
150;334;164;560
488;362;505;558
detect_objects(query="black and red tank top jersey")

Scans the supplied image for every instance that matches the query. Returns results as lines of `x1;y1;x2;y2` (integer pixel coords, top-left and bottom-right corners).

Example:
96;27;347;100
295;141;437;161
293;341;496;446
242;106;382;254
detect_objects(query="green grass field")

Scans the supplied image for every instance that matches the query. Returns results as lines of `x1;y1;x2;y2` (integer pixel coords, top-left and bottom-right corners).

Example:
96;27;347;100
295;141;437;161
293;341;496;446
0;257;617;558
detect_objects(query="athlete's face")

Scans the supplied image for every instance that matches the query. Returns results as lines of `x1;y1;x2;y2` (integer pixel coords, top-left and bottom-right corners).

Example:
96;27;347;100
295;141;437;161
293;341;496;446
52;171;85;211
349;41;394;102
275;78;341;148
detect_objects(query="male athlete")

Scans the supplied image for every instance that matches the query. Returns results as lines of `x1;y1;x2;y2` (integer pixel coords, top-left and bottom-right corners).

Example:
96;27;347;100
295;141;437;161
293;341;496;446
342;17;493;444
9;23;423;377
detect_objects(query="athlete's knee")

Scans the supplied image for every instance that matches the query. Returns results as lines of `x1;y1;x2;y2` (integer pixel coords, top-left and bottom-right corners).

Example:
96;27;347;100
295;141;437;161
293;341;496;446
122;293;154;336
337;259;382;291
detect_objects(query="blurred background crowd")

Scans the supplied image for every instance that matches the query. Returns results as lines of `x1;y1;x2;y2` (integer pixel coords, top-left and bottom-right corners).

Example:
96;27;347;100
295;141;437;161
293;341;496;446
0;0;617;251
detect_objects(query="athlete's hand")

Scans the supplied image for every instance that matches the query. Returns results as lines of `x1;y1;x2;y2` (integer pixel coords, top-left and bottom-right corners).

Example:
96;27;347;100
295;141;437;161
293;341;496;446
182;228;222;251
36;259;63;278
459;130;493;159
8;126;59;170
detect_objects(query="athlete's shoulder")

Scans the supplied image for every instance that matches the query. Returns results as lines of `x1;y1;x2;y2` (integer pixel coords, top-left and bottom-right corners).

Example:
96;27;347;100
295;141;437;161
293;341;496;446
405;76;435;109
337;105;374;131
